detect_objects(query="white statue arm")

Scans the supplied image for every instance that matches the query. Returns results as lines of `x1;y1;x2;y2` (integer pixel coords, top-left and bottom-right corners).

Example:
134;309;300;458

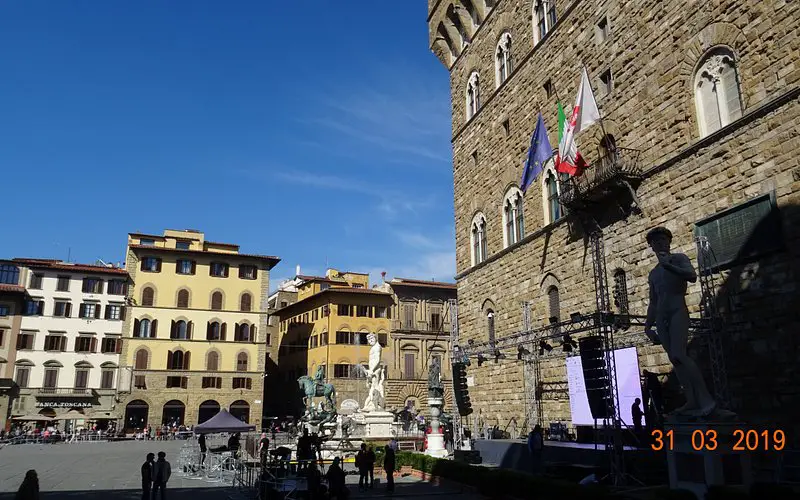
659;252;697;283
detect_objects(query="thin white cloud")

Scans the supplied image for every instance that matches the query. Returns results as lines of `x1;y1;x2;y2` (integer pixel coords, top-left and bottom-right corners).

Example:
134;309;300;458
392;230;442;250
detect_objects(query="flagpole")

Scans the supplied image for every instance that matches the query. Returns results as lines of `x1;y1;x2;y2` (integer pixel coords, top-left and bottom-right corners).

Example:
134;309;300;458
580;62;614;153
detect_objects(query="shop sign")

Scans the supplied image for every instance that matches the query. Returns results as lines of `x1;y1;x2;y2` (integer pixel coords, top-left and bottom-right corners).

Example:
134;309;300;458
35;402;93;408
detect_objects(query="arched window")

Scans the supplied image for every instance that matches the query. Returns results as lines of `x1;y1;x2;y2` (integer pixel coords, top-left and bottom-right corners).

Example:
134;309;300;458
466;72;480;121
240;293;252;312
134;349;149;370
547;285;560;322
613;269;629;315
532;0;557;46
141;287;155;307
206;351;219;371
137;319;151;338
207;321;224;341
171;320;188;340
694;47;743;137
211;291;223;310
236;352;248;372
544;170;562;224
168;350;189;370
470;213;488;266
495;33;512;87
487;310;496;347
502;186;525;248
236;323;251;342
176;289;189;309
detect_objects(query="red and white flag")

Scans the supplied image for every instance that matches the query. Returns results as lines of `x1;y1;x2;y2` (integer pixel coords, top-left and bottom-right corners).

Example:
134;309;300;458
556;67;601;176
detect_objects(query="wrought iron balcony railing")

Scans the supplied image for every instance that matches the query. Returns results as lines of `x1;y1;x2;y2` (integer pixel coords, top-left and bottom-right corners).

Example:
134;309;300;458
558;147;643;208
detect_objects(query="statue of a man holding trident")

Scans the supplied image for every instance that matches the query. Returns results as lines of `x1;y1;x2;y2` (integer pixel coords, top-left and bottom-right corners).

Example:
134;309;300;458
362;333;385;411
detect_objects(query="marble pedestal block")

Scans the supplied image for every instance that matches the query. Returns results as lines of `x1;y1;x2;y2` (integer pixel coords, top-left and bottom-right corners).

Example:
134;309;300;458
665;419;752;499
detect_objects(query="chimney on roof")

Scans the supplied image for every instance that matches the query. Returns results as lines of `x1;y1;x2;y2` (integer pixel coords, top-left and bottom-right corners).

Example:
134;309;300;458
296;265;301;276
381;271;386;283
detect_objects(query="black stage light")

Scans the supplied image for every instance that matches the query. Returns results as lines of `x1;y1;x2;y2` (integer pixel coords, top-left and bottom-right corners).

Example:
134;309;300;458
539;340;553;355
570;312;583;322
517;345;531;360
549;316;559;324
477;354;488;366
562;333;578;352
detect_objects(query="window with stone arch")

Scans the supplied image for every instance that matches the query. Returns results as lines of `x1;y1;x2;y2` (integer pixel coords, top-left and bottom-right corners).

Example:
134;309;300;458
207;350;220;371
134;349;149;370
141;286;155;307
532;0;557;46
547;285;560;322
694;47;743;137
495;32;512;87
176;289;190;309
541;161;566;225
612;269;629;315
211;291;224;310
466;71;480;121
240;292;252;312
502;186;525;248
470;212;488;266
236;352;249;372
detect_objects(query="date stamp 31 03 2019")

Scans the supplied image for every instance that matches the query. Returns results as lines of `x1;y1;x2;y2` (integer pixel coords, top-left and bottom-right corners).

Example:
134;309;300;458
650;429;786;452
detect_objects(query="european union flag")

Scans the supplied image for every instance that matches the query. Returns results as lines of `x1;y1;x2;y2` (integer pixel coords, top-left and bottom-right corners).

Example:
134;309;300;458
520;112;554;194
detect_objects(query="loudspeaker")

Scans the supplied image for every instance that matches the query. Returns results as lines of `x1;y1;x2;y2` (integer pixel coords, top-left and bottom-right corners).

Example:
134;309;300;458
579;336;611;420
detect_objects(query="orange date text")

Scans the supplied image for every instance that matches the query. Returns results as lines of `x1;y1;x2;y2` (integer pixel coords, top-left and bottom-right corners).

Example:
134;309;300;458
650;429;785;452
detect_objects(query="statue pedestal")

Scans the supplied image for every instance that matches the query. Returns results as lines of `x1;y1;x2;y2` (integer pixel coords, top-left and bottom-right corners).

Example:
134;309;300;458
664;419;752;499
425;432;448;458
361;411;395;439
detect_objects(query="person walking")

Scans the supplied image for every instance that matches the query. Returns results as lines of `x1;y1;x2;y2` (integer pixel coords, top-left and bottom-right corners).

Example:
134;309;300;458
15;470;39;500
140;453;154;500
151;451;171;500
383;444;396;493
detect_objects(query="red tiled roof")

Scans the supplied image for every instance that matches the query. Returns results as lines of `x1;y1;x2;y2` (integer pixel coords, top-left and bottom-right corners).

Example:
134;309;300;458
13;259;129;276
390;278;457;289
0;284;26;293
129;244;280;268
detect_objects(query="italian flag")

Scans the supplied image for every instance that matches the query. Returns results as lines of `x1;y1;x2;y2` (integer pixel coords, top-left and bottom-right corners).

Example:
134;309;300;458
555;67;601;176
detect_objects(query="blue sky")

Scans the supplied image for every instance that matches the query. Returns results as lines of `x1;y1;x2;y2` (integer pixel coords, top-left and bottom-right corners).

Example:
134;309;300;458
0;1;455;290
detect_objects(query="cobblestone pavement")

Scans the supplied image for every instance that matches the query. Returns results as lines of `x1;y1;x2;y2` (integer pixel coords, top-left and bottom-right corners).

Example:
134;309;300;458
0;440;484;499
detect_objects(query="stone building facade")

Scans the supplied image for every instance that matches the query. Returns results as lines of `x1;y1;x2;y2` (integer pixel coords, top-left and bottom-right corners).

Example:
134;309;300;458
428;0;799;436
117;229;279;429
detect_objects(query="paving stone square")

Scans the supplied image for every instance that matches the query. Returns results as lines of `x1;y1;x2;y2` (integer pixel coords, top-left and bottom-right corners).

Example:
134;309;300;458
0;440;483;499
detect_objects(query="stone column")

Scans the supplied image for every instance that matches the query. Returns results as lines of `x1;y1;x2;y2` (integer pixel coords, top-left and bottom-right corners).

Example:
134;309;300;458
425;397;448;458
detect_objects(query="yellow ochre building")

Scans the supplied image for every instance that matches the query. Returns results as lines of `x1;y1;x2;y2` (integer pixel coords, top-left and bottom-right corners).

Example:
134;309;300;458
276;270;394;413
117;229;279;429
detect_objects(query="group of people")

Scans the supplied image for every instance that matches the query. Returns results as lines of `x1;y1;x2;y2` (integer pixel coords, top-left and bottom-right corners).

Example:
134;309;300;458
140;451;172;500
136;423;192;441
354;442;396;492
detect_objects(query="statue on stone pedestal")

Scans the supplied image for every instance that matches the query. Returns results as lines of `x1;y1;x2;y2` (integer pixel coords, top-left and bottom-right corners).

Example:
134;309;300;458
428;356;444;398
362;333;386;412
644;227;716;417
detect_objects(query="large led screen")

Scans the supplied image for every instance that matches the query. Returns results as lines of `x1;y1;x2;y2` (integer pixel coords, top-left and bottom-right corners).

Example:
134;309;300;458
565;347;643;427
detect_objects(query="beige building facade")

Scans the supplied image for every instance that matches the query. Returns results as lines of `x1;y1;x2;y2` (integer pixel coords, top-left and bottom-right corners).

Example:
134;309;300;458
429;0;799;436
117;230;279;429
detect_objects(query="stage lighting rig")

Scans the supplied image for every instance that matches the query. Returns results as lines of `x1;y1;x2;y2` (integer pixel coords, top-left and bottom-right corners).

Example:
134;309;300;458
539;340;553;355
517;345;531;360
477;354;488;366
562;333;578;352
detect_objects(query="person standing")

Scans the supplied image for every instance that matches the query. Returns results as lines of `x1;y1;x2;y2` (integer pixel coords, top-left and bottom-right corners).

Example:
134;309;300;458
632;398;644;439
198;433;207;466
383;444;396;493
365;446;376;489
297;428;312;468
15;469;39;500
151;451;171;500
527;425;544;475
140;453;154;500
355;444;369;490
326;457;347;499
